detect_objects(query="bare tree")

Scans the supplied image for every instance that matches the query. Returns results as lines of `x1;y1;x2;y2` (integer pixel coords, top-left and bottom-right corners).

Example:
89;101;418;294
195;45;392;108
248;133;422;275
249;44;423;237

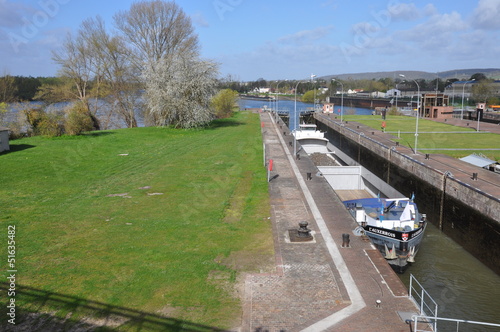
114;0;199;65
52;31;93;111
0;73;18;103
82;16;141;128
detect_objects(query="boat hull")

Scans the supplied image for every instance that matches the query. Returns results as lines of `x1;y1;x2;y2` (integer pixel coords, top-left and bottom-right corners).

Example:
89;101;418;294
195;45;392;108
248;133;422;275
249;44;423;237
363;223;426;273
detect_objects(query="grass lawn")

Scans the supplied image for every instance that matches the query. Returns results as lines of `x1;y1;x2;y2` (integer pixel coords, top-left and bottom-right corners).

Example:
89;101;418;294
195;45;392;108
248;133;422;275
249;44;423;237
342;115;500;161
0;111;274;330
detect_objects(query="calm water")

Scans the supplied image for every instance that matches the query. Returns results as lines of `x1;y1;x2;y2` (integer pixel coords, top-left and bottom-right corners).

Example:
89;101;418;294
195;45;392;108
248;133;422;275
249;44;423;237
400;222;500;330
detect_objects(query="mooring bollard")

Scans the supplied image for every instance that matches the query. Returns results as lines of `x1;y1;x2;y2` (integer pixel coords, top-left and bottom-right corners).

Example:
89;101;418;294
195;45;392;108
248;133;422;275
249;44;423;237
297;221;312;238
306;172;312;180
342;233;350;247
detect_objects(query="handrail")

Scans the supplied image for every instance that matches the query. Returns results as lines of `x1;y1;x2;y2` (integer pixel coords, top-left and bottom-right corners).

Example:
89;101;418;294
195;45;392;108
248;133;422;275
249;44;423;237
408;315;500;332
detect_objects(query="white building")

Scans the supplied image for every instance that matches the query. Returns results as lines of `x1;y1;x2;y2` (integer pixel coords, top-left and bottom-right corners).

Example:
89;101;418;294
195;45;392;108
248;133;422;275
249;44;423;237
386;89;402;98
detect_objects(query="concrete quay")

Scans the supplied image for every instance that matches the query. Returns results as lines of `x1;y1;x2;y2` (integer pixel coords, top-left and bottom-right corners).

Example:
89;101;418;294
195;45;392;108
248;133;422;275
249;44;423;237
241;111;419;332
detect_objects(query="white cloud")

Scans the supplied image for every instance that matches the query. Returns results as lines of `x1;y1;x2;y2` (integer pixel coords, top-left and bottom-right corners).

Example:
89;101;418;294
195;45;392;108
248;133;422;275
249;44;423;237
192;12;209;28
387;2;420;21
277;26;334;44
471;0;500;30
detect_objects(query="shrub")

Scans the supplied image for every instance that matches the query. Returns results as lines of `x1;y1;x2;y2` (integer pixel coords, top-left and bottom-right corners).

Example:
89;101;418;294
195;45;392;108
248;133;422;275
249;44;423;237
211;89;239;119
64;103;94;135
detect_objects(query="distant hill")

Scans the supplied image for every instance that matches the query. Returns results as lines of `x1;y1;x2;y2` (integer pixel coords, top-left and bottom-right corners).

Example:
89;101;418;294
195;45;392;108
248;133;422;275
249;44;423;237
320;68;500;81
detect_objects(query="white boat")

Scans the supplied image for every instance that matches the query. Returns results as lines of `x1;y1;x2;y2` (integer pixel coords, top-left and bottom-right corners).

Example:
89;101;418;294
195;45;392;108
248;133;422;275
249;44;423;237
343;197;427;273
293;123;329;154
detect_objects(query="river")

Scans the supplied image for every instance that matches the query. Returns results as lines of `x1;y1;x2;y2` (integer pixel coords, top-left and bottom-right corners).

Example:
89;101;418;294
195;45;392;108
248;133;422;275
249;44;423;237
239;98;374;130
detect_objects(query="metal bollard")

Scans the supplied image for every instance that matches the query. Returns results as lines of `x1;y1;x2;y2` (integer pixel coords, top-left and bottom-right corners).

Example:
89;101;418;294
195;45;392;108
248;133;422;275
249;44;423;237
342;233;350;247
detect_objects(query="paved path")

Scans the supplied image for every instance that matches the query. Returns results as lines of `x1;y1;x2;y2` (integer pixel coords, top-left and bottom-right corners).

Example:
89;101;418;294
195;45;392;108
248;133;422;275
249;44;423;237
241;111;419;332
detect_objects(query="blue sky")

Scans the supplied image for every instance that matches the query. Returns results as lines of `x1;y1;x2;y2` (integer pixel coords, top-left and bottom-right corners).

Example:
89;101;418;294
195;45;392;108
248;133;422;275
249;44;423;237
1;0;499;81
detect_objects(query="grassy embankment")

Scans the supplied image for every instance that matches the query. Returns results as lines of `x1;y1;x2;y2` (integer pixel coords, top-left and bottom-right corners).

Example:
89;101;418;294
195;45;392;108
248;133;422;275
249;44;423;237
0;111;274;330
341;115;500;161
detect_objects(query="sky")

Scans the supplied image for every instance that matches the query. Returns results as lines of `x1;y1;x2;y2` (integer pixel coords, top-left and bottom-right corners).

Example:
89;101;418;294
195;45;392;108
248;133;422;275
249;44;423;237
1;0;500;81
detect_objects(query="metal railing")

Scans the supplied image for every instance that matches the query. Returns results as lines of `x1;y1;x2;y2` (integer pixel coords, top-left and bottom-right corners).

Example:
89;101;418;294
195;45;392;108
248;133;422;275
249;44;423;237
408;274;438;331
408;274;500;332
408;315;500;332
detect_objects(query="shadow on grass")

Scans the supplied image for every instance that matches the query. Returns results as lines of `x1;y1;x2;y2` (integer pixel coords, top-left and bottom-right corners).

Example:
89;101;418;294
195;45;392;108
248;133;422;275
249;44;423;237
0;144;36;155
207;119;245;130
0;283;230;332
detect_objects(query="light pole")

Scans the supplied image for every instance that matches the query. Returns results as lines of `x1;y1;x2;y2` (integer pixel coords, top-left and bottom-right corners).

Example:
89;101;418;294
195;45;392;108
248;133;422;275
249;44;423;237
332;79;344;122
399;74;420;154
461;79;475;120
294;81;305;156
276;79;286;114
311;74;317;112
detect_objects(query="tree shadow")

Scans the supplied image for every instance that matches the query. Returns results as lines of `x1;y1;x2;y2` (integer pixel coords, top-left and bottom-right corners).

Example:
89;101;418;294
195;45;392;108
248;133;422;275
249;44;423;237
0;283;230;332
207;119;245;130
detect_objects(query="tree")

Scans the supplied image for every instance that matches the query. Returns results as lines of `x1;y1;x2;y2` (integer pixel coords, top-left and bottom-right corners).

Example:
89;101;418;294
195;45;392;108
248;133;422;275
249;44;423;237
301;90;315;103
0;74;18;102
470;73;487;82
114;0;199;65
143;54;218;128
211;89;239;118
472;80;494;103
115;0;217;128
82;16;141;128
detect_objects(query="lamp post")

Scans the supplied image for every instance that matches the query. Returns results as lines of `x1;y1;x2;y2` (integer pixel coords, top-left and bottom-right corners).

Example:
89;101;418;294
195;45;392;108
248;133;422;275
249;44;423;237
395;82;400;110
332;79;344;122
276;79;286;114
294;80;305;156
311;74;317;112
399;74;420;154
461;79;475;120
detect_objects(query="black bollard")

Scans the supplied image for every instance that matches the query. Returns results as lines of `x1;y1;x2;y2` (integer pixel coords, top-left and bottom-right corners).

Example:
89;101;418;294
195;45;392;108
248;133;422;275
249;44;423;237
342;233;350;247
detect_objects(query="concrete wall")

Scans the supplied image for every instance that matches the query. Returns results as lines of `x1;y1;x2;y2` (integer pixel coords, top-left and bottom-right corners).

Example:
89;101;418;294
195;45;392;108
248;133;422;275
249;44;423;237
0;129;9;152
314;115;500;275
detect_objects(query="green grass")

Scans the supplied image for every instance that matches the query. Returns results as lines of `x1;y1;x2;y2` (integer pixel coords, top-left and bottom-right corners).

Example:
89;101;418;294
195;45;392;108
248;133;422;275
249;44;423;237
0;111;274;330
342;115;500;161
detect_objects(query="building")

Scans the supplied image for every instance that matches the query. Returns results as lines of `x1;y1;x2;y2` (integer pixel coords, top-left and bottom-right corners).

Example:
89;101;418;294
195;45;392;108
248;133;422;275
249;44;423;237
420;93;453;119
0;127;9;153
322;103;335;113
386;89;401;98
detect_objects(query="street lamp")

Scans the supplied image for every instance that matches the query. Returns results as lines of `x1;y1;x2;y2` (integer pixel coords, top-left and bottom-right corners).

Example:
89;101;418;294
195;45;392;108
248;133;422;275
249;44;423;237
311;74;317;112
399;74;420;154
294;80;305;156
276;79;287;114
461;79;475;120
332;79;344;122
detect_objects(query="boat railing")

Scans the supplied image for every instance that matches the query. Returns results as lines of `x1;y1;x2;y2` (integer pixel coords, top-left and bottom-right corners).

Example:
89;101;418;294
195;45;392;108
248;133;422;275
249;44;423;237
408;274;500;332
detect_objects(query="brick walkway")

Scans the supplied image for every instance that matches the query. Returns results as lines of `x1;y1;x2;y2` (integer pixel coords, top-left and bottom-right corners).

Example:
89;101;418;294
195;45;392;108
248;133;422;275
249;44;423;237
240;112;419;332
